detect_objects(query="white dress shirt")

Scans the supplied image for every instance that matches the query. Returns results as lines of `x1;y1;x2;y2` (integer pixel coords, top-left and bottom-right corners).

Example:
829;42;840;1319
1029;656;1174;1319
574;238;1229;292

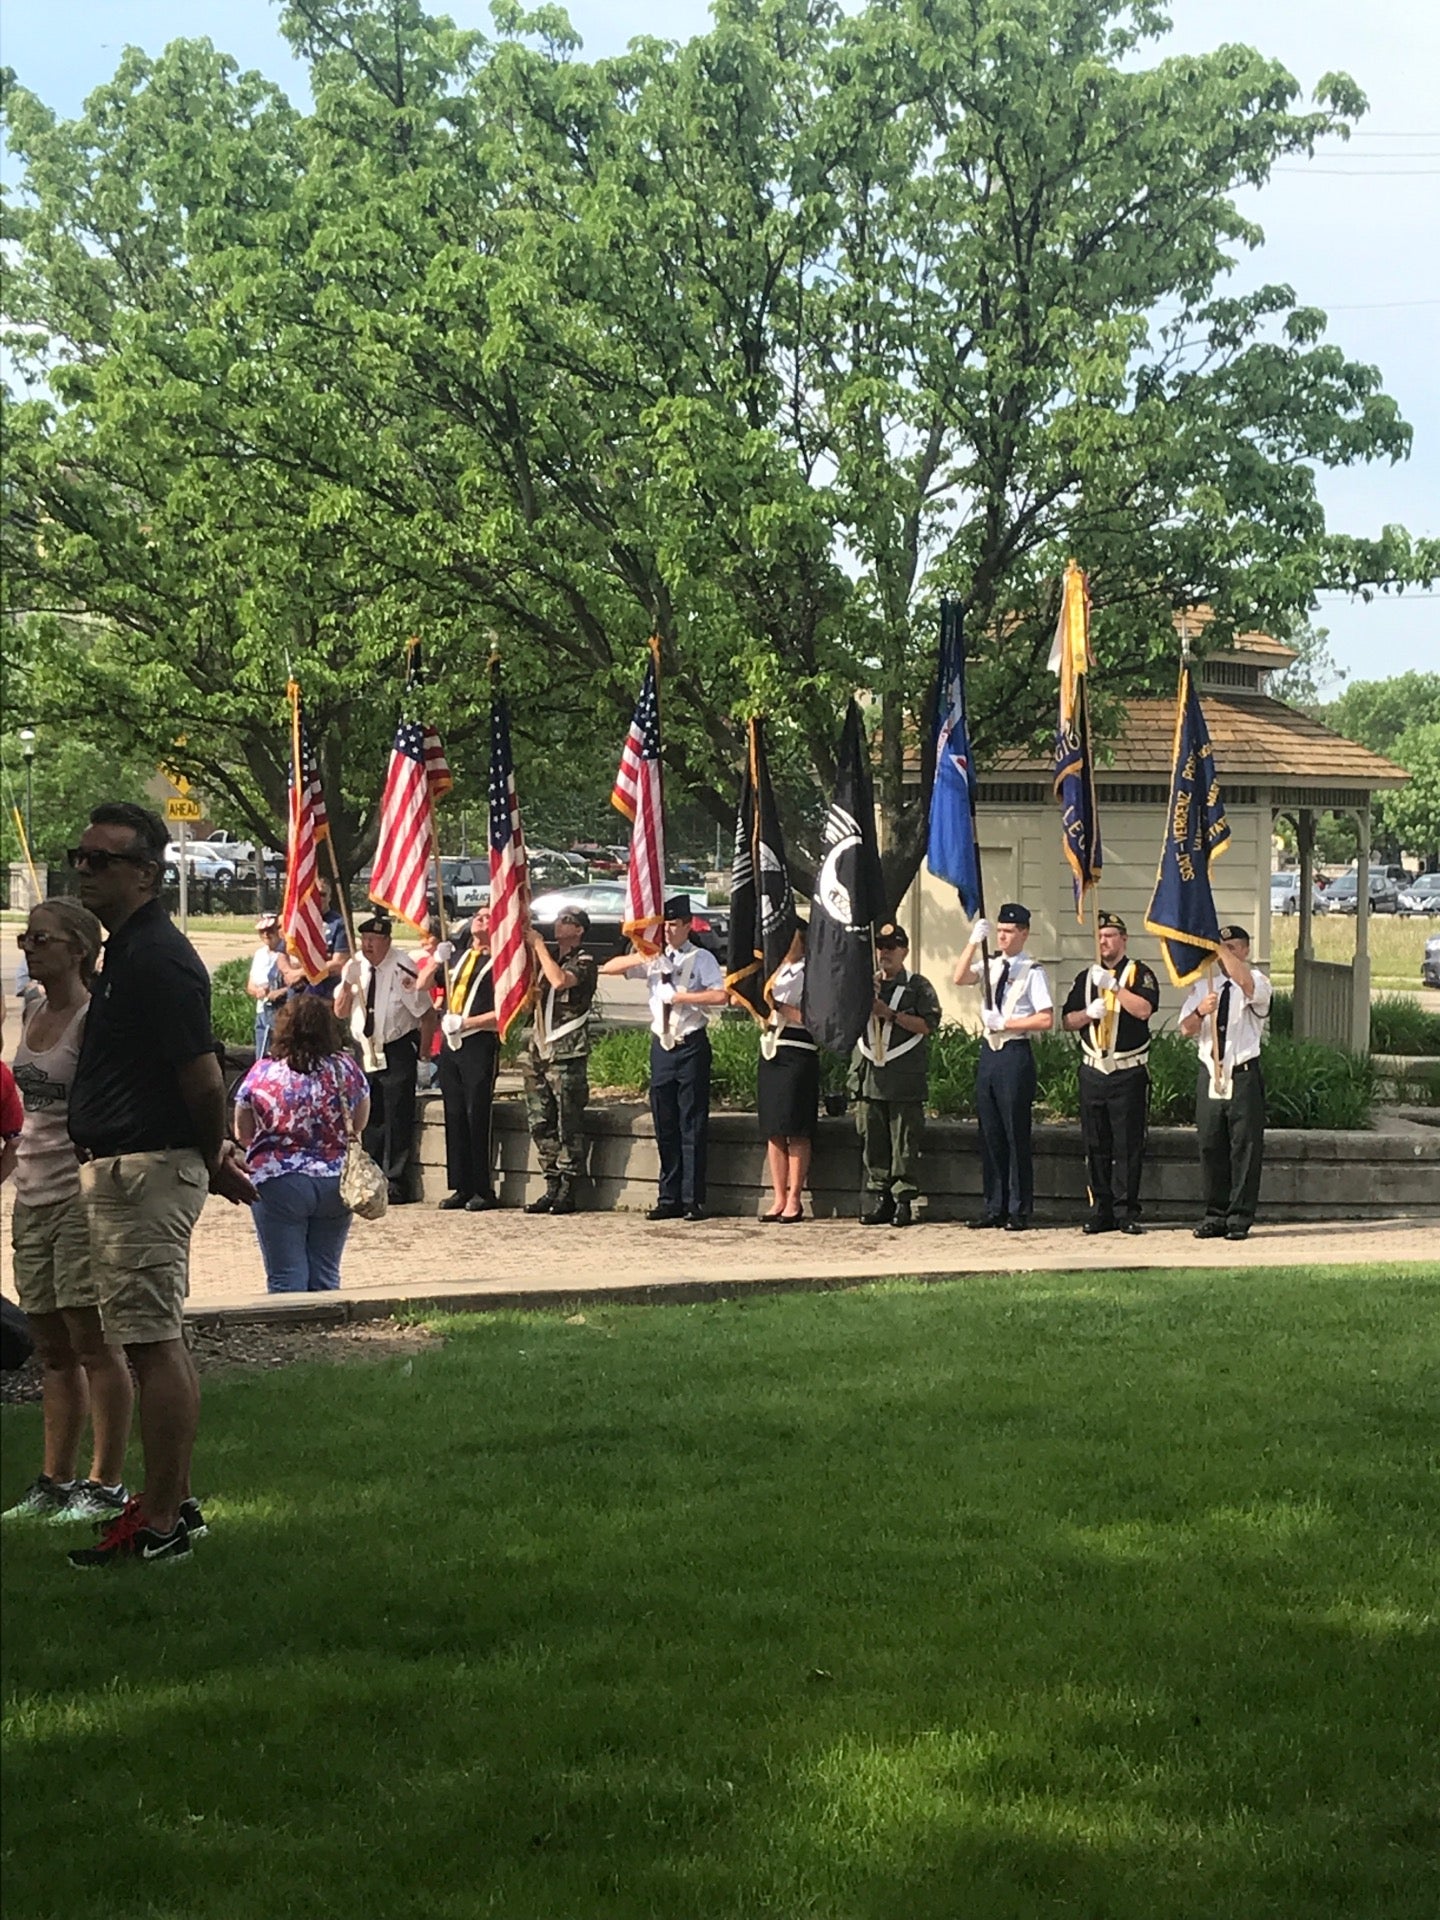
1179;967;1272;1070
350;948;430;1052
971;951;1053;1043
623;942;725;1041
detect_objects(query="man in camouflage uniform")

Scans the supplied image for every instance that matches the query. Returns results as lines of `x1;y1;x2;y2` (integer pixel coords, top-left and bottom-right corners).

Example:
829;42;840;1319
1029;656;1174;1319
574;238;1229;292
521;909;598;1215
851;921;942;1227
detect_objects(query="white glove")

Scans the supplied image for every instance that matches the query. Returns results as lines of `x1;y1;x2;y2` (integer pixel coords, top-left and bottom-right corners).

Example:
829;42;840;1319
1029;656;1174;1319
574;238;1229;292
1089;965;1117;991
657;980;677;1006
341;956;363;987
1086;997;1108;1021
432;940;455;967
970;917;992;944
440;1012;464;1037
981;1006;1006;1033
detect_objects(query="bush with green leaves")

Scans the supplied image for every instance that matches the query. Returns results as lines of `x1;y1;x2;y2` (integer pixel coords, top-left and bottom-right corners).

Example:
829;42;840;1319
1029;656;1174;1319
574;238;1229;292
210;954;256;1050
1369;996;1440;1056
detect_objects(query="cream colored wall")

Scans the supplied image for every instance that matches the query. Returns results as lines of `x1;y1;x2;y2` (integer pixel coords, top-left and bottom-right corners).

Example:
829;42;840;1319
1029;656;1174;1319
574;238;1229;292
901;798;1272;1032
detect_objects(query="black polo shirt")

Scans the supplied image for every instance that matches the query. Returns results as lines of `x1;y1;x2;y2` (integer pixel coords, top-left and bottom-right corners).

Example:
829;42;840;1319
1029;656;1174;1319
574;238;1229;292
68;898;216;1155
1063;956;1160;1061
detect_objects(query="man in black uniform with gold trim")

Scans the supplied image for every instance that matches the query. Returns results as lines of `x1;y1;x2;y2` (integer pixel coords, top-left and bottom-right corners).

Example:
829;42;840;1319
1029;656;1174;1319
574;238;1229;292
417;906;500;1212
1061;912;1159;1235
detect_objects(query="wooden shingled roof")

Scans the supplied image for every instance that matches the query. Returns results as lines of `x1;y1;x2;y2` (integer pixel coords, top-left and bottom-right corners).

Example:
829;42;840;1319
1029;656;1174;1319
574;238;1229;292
993;693;1410;789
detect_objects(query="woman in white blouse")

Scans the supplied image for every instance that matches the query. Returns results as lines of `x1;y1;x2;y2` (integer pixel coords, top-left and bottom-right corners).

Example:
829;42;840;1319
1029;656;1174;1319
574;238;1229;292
756;927;819;1222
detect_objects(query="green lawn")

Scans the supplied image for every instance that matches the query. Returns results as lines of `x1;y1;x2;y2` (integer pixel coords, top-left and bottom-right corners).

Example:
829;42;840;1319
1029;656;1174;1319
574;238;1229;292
3;1266;1438;1920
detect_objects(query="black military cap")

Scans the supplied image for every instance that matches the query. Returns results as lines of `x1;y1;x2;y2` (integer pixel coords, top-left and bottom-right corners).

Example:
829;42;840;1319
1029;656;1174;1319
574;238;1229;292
555;906;591;932
663;894;694;921
357;911;392;936
1218;924;1250;944
875;921;908;948
1097;911;1127;934
997;903;1030;928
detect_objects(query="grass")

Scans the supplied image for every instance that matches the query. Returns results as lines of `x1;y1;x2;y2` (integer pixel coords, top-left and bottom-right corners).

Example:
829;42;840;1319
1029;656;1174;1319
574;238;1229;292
3;1267;1438;1920
1269;914;1433;990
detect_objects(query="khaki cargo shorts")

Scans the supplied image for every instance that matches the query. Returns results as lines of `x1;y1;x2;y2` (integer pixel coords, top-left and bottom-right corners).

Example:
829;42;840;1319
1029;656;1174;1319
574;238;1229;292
11;1193;97;1317
78;1150;208;1345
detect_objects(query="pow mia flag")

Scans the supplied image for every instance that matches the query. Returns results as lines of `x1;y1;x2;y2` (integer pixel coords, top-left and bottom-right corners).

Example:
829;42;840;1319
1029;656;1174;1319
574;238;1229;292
726;716;798;1021
803;699;887;1057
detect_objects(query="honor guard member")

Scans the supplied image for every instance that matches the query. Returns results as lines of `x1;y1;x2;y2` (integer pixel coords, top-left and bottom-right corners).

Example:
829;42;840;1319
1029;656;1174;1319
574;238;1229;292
334;911;430;1205
521;908;598;1215
1179;924;1272;1242
853;922;942;1227
953;903;1054;1231
418;908;501;1213
1061;912;1160;1235
598;895;727;1220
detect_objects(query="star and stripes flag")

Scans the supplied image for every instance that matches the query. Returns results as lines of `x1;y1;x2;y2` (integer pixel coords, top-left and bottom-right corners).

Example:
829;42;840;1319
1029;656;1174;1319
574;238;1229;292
610;643;666;957
368;717;453;934
281;680;332;982
1049;559;1103;919
488;663;533;1039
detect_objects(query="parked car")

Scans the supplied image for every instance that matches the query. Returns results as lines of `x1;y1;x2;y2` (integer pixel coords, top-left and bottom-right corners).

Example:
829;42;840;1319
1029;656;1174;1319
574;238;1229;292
1321;870;1400;916
1269;872;1325;917
1398;873;1440;917
163;841;237;885
1423;932;1440;989
529;884;729;960
568;842;626;876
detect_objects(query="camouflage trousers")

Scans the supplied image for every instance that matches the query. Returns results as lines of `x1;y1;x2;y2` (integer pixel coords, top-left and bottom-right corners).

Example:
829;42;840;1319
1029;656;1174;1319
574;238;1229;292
520;1050;590;1179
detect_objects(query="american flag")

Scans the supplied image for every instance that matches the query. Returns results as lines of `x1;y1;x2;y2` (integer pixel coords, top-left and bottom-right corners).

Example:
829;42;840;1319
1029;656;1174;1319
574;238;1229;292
281;681;332;982
370;718;448;932
488;670;533;1038
610;647;665;957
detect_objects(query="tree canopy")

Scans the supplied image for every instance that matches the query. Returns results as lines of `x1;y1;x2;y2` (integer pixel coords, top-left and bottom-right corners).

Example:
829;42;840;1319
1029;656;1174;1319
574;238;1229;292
1326;673;1440;866
3;0;1435;897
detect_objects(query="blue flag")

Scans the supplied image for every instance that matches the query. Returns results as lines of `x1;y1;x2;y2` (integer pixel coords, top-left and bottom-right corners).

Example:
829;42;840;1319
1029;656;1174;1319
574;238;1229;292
1145;665;1232;986
926;598;983;916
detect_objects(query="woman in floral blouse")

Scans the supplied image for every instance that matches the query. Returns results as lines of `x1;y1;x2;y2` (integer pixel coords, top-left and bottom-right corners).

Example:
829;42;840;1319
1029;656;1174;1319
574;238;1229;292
234;995;370;1292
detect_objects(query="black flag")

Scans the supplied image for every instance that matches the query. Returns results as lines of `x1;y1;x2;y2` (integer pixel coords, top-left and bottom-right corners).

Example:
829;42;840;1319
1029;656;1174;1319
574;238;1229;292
802;700;886;1056
726;716;798;1020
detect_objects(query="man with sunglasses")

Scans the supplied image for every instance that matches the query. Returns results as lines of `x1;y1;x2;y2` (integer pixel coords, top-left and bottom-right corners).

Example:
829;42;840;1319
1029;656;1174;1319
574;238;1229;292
63;803;255;1567
520;908;598;1214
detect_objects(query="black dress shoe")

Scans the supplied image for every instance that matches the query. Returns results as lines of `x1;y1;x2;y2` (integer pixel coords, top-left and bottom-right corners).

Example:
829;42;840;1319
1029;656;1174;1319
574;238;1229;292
860;1196;895;1227
891;1199;914;1227
684;1205;707;1222
524;1188;556;1216
1082;1220;1114;1236
967;1216;1005;1231
1004;1217;1029;1233
646;1203;684;1222
1225;1227;1250;1241
439;1193;472;1211
1117;1221;1144;1236
1193;1221;1226;1239
465;1193;499;1213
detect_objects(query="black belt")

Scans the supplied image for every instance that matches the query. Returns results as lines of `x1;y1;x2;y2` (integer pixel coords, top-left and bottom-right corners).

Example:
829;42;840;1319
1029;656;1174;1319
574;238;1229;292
75;1144;195;1163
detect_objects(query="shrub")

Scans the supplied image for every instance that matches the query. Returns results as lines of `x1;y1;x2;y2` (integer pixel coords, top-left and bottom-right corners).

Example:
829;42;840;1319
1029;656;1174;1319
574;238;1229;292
1369;995;1440;1056
587;1027;650;1093
1268;989;1294;1037
1259;1038;1376;1129
210;954;256;1049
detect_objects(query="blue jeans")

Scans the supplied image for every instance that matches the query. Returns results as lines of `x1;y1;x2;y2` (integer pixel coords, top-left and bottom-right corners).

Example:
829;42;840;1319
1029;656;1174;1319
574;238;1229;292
251;1173;351;1293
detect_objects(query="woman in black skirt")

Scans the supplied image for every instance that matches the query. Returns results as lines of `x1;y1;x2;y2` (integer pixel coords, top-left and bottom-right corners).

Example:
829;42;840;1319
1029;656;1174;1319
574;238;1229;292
757;928;819;1221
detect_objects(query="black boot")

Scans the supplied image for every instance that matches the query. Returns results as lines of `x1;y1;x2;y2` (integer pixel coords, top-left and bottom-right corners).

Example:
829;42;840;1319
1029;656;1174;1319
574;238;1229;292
549;1178;576;1216
525;1180;559;1216
861;1192;895;1227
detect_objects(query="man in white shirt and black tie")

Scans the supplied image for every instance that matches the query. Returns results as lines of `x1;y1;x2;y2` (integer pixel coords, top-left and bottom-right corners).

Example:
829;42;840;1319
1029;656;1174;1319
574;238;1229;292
1179;923;1272;1242
335;911;431;1205
953;902;1054;1231
599;895;727;1220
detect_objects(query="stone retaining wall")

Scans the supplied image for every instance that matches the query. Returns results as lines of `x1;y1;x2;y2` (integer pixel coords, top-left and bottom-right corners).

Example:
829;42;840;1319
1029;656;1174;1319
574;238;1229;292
413;1093;1440;1223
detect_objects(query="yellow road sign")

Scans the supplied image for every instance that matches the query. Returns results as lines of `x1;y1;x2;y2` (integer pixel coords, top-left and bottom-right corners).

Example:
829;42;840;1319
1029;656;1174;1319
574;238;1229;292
165;796;203;823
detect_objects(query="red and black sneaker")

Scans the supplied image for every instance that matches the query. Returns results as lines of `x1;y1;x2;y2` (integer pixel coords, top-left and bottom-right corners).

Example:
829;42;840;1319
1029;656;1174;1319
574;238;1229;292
68;1497;191;1569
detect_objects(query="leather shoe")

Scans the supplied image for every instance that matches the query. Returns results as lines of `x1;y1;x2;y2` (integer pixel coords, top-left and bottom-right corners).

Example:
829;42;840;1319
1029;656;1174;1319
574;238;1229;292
1082;1219;1114;1235
465;1193;498;1213
1117;1221;1144;1236
1004;1217;1029;1232
1225;1227;1250;1241
684;1205;707;1222
439;1193;472;1211
549;1182;576;1216
646;1203;684;1222
891;1199;913;1227
1193;1221;1226;1239
860;1196;895;1227
524;1189;556;1216
967;1216;1005;1231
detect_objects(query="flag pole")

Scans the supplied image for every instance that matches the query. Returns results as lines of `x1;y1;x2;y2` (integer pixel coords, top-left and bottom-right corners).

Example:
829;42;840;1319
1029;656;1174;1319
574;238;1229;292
1177;626;1224;1095
408;635;449;947
951;595;995;1012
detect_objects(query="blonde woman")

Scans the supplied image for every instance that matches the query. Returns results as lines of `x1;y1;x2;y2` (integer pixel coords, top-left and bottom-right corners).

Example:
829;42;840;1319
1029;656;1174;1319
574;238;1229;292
3;899;135;1524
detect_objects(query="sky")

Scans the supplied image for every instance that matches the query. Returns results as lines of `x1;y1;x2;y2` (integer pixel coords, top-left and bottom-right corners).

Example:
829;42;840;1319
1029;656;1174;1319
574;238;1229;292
2;0;1436;689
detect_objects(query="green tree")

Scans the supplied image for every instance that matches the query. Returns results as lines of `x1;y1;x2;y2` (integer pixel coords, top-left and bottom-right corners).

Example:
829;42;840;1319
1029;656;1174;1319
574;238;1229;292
4;0;1436;900
1325;675;1440;865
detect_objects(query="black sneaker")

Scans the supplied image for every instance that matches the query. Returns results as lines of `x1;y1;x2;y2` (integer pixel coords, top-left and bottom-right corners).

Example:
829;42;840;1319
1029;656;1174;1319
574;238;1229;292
3;1475;75;1522
69;1498;191;1568
180;1498;209;1540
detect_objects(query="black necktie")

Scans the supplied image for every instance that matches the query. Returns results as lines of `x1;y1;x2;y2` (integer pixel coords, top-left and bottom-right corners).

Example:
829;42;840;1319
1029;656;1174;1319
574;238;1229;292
363;967;377;1039
994;960;1011;1010
1216;979;1231;1058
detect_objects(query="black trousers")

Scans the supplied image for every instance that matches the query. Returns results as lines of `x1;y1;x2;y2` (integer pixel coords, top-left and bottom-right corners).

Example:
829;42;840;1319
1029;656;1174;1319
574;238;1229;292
1078;1062;1148;1226
438;1033;500;1201
649;1030;711;1208
362;1029;421;1198
1196;1062;1266;1231
976;1039;1037;1221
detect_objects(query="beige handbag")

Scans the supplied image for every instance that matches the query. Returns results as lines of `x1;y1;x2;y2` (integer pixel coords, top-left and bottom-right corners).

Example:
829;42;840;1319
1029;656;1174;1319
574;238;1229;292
332;1060;388;1221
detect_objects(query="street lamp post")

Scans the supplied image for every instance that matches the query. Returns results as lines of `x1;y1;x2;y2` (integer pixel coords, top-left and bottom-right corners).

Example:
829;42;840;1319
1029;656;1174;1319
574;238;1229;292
18;728;37;909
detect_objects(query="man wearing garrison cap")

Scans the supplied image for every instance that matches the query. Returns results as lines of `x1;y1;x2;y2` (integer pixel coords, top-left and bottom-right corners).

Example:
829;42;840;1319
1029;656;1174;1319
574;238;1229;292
851;922;941;1227
1179;924;1272;1242
953;903;1054;1230
334;911;431;1204
1061;912;1160;1235
598;895;727;1220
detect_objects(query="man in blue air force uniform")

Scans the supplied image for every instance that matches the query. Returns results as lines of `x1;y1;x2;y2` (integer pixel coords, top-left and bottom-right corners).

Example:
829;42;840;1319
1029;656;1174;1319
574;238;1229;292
953;903;1053;1231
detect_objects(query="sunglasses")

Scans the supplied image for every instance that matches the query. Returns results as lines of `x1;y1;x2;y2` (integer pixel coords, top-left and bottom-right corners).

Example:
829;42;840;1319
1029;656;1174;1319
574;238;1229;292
15;931;72;951
65;846;152;872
